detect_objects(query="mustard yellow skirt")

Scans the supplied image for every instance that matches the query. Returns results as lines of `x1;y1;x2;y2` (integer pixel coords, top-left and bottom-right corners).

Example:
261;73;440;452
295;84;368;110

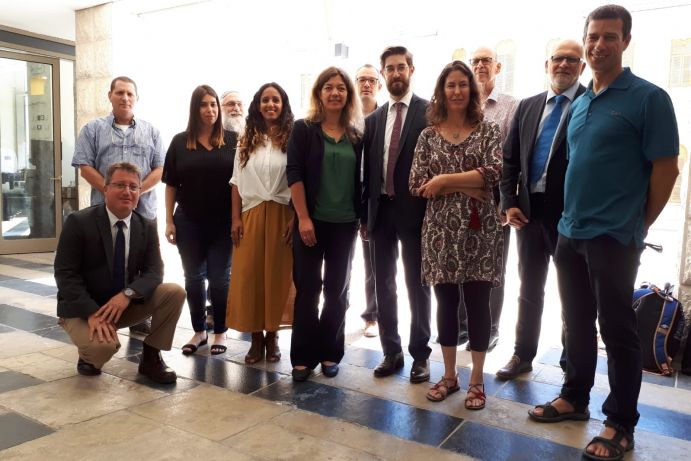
226;201;294;332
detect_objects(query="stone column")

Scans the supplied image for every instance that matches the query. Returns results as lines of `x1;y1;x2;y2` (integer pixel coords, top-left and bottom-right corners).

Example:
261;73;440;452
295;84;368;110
679;156;691;312
74;3;113;209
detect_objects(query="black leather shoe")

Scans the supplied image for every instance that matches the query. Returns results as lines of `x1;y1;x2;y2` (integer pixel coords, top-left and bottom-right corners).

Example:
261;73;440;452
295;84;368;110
139;343;177;384
496;355;532;380
321;363;339;377
410;359;430;383
373;352;404;377
292;367;312;382
129;319;152;335
77;358;101;376
466;333;499;351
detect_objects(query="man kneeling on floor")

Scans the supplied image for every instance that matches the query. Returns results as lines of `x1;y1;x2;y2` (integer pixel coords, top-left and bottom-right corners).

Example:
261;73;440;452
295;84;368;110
55;162;185;383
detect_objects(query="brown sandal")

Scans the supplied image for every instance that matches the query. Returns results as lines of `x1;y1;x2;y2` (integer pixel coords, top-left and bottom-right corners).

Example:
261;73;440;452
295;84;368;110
265;331;281;362
465;383;486;410
245;332;265;364
426;375;460;402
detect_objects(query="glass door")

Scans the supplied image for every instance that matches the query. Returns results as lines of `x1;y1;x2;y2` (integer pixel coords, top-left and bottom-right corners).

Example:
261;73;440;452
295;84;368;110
0;51;62;253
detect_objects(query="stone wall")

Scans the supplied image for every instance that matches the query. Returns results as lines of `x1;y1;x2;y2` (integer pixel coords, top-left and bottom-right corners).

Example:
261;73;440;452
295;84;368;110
75;3;113;209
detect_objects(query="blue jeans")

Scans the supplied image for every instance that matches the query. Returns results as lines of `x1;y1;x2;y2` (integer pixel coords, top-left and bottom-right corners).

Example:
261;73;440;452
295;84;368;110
174;207;232;334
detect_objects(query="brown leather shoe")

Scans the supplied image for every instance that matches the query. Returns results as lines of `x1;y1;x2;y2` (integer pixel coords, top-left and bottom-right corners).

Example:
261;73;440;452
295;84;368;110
496;355;532;380
265;331;281;362
245;332;265;364
139;343;177;384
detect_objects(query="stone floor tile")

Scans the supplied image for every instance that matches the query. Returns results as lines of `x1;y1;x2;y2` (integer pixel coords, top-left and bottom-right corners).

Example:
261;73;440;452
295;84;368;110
223;421;381;460
0;331;65;359
254;378;462;446
131;383;291;441
0;324;14;334
0;291;56;317
0;264;53;281
271;410;472;461
0;370;43;393
0;411;53;450
31;325;71;344
0;353;74;381
0;304;58;332
0;410;257;460
102;357;199;394
0;280;57;297
442;420;584;461
0;373;167;428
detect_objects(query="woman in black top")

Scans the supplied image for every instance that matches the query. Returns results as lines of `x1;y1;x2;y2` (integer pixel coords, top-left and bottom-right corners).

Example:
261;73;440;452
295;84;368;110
287;67;363;381
162;84;236;355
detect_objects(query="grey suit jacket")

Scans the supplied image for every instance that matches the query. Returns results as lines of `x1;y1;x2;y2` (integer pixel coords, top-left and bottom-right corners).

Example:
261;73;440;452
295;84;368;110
362;93;429;232
54;204;163;319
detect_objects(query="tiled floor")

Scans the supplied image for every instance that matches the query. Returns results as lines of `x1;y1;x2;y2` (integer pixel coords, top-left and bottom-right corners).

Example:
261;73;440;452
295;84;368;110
1;204;689;460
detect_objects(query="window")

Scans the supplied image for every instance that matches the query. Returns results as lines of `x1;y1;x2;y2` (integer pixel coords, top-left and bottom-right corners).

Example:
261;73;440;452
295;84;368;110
495;40;516;95
670;39;691;87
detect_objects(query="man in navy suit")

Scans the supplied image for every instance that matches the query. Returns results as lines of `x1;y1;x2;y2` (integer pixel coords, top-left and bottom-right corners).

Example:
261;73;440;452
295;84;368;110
55;162;185;383
497;39;586;379
362;46;431;383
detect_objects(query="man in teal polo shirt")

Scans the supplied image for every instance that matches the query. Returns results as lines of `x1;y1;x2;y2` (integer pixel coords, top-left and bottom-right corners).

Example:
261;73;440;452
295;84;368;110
528;5;679;461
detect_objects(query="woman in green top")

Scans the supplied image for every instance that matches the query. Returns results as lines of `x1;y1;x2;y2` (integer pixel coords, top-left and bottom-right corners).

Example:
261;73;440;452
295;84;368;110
286;66;364;382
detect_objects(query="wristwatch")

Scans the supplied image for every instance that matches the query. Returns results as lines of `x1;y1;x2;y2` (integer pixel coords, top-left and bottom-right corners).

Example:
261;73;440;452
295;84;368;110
123;288;137;299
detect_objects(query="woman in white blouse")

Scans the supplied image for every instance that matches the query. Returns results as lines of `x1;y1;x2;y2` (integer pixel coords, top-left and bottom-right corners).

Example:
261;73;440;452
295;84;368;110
226;82;295;363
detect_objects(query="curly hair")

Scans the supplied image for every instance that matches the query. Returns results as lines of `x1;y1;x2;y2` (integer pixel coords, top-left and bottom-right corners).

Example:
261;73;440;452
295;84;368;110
305;66;363;144
427;61;483;127
238;82;294;168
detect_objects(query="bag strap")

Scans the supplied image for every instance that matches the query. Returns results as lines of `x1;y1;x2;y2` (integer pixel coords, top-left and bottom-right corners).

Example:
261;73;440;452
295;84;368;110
653;297;680;375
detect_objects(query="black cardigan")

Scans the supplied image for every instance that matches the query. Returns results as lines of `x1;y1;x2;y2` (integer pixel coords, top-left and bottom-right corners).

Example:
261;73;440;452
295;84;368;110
286;119;364;220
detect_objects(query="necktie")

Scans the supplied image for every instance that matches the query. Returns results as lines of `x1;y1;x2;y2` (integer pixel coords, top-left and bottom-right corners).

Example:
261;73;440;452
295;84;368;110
112;221;126;293
385;102;404;196
529;94;567;184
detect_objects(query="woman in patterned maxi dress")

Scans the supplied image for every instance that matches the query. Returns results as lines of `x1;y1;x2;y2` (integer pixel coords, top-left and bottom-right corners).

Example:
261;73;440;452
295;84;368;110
409;61;503;410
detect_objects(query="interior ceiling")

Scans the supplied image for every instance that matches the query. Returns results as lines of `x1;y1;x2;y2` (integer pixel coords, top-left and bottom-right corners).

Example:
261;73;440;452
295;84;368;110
0;0;199;42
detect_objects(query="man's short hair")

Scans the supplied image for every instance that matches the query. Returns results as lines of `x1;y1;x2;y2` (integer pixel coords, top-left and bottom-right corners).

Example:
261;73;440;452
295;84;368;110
221;90;240;99
584;4;632;38
110;76;138;95
380;46;413;69
105;162;141;185
356;64;381;79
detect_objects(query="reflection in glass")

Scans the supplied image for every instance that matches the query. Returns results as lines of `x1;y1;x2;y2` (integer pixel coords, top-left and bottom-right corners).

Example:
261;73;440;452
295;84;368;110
0;59;56;239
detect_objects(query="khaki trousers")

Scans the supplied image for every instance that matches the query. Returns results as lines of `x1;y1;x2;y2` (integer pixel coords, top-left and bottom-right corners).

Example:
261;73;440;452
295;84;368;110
59;283;185;369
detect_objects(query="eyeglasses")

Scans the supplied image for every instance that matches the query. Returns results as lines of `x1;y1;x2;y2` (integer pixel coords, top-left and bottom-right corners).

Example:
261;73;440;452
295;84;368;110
222;101;243;107
470;57;494;66
383;64;409;75
108;182;141;192
357;77;379;85
550;55;582;65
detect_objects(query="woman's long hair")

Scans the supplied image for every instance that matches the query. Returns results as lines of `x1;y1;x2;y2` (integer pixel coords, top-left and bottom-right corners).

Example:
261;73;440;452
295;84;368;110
305;66;363;143
185;84;225;150
427;61;483;127
238;82;294;168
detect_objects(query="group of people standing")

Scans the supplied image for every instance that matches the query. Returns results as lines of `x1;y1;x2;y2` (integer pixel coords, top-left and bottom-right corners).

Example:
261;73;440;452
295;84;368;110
56;4;680;461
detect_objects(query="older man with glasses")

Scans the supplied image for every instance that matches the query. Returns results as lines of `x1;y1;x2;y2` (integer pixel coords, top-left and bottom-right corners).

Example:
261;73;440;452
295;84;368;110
497;40;586;380
221;90;245;134
72;76;164;335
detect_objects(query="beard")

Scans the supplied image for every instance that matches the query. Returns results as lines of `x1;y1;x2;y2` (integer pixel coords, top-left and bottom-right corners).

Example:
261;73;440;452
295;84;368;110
386;77;410;97
223;115;245;133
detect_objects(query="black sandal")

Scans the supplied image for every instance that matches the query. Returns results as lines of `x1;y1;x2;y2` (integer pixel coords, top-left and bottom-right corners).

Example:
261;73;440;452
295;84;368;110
528;397;590;423
210;344;227;355
181;334;208;355
582;422;634;461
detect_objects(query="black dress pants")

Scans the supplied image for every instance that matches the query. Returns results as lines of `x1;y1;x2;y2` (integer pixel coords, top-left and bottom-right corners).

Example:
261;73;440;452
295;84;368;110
371;197;431;360
514;194;563;365
554;234;642;433
360;239;378;322
290;219;357;369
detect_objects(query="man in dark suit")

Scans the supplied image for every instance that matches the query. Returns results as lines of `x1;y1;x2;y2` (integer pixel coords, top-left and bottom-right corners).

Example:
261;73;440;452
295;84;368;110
362;46;431;383
496;39;586;380
55;162;185;384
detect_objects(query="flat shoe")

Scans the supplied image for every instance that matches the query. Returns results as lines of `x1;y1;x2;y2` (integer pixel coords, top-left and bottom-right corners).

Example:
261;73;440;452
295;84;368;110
582;430;634;461
321;363;339;377
181;338;208;355
292;367;312;382
464;383;486;410
210;344;227;355
528;399;590;423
